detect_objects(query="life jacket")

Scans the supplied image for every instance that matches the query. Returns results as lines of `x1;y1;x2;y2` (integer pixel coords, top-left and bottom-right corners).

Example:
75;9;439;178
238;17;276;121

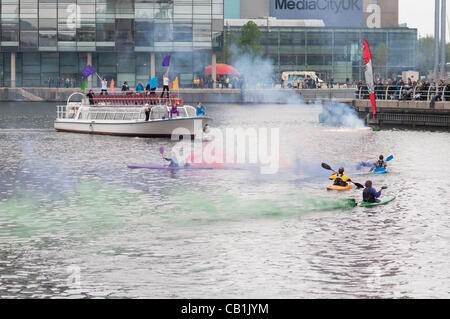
363;188;376;203
331;173;348;186
196;105;206;116
376;160;385;168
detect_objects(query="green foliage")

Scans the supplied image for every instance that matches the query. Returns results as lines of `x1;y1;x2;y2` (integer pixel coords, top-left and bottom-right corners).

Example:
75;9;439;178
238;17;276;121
239;21;262;56
417;36;435;75
373;43;390;78
217;30;239;64
217;22;263;64
417;36;450;76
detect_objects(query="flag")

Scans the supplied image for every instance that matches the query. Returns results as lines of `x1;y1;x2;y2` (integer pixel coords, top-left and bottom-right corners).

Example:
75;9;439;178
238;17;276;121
110;79;115;91
81;79;87;90
363;39;376;115
173;76;179;90
82;65;95;78
162;56;170;67
148;76;158;89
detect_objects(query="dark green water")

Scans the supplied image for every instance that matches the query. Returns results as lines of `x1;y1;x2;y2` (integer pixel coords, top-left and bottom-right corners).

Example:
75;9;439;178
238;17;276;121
0;102;449;298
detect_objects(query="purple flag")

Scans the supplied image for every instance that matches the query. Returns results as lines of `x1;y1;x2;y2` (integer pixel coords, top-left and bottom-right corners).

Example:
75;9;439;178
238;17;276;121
82;65;95;78
162;56;170;67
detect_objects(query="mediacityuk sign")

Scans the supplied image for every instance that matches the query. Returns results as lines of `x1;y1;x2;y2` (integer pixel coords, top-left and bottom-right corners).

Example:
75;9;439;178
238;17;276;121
270;0;363;27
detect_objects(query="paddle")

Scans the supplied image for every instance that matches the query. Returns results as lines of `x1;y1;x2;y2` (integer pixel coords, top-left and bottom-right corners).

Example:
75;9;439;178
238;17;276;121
159;146;165;162
321;163;364;189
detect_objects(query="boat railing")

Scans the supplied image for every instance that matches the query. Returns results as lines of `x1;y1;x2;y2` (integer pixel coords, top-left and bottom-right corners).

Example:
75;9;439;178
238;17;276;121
90;94;184;107
357;84;449;102
78;107;145;121
57;99;201;121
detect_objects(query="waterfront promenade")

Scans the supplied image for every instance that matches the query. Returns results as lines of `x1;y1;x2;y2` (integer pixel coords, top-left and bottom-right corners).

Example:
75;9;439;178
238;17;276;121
2;87;450;128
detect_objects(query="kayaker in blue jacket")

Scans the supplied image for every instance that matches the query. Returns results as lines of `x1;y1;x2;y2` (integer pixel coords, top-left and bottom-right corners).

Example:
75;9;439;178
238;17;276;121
162;151;190;168
363;180;383;203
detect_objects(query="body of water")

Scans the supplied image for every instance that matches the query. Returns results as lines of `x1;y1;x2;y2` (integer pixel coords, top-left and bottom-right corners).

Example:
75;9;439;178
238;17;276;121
0;101;449;298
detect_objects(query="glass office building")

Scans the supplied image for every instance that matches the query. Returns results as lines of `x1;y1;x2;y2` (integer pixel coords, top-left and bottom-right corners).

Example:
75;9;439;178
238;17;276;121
0;0;224;87
224;20;418;83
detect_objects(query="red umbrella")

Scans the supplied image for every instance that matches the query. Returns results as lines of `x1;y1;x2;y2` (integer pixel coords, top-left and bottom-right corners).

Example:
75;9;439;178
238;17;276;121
205;63;240;76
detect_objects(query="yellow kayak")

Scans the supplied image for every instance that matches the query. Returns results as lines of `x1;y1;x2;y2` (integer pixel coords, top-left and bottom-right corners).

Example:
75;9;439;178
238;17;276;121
327;184;354;191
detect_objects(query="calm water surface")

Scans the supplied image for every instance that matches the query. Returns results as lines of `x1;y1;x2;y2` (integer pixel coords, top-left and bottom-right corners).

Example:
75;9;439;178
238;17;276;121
0;101;449;298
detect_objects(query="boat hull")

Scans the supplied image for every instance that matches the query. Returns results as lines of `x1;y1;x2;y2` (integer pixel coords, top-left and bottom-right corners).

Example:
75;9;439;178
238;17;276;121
54;117;211;137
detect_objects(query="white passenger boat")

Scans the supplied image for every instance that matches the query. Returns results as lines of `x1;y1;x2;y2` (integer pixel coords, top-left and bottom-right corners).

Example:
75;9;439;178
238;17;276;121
54;92;211;137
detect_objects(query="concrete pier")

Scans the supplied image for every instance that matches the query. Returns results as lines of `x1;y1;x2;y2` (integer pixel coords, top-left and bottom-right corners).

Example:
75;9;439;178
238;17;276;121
352;100;450;128
0;87;356;103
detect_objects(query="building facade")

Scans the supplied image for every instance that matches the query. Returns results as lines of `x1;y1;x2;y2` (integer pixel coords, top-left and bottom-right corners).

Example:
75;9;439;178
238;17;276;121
0;0;224;88
224;0;417;83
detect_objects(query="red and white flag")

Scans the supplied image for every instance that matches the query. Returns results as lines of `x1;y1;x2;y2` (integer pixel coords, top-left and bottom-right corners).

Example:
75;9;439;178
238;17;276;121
363;39;376;115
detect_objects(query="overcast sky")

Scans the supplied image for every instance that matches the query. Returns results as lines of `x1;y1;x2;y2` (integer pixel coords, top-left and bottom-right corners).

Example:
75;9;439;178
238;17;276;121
399;0;449;41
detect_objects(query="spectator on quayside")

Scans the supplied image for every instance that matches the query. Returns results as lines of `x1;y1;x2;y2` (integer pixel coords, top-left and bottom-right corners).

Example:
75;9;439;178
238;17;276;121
121;81;129;91
101;78;108;95
161;72;170;98
135;81;144;92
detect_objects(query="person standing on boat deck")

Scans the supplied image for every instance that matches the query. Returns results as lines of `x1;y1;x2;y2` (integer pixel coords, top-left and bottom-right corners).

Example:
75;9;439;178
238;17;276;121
144;104;151;121
135;81;144;92
101;78;108;95
121;81;129;91
169;102;179;119
196;102;206;116
161;72;170;98
87;90;95;105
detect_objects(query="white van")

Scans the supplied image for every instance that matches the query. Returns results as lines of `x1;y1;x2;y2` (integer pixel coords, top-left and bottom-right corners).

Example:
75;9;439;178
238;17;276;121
281;71;324;88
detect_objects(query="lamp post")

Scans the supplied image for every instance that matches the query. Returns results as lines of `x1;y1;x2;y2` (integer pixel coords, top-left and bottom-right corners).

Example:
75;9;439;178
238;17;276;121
434;0;440;81
440;0;447;78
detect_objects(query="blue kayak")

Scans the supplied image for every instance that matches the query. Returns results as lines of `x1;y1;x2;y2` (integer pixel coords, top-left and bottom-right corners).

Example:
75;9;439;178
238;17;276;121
373;167;388;174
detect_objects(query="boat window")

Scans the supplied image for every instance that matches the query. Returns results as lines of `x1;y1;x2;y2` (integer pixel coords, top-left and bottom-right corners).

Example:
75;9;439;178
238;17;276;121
179;108;188;117
185;106;196;117
151;106;169;120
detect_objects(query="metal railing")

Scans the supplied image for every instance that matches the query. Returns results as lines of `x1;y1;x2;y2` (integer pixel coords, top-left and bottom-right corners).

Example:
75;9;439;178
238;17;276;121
356;85;450;102
57;104;198;121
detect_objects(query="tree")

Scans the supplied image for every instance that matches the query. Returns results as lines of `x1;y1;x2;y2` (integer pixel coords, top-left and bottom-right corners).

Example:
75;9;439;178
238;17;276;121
417;36;435;76
217;30;239;64
239;21;262;56
373;43;390;79
416;36;450;78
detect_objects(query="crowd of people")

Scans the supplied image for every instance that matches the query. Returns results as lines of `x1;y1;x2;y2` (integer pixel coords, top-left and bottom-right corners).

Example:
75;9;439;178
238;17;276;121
192;75;246;89
47;77;78;88
357;78;450;101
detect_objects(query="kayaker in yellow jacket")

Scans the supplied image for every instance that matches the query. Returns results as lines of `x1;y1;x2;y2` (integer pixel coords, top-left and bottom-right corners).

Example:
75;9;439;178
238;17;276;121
329;167;350;186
